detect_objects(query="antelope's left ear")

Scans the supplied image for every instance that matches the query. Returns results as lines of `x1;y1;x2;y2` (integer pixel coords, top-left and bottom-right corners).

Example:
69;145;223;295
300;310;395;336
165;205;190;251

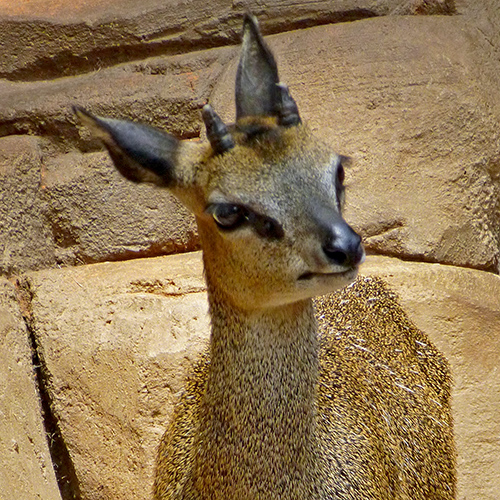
73;106;198;188
235;14;301;127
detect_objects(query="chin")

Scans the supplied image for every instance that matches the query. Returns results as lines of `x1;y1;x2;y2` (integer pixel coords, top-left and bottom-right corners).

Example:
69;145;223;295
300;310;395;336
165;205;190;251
298;267;359;299
260;268;360;308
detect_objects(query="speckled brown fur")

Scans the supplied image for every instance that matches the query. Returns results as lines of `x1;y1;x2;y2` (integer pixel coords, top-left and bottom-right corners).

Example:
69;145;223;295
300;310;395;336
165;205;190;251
153;277;455;499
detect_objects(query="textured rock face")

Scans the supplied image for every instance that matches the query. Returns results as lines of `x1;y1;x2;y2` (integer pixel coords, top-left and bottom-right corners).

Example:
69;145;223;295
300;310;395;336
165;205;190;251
0;136;56;275
0;134;199;275
42;151;199;267
0;0;455;81
1;1;500;500
21;253;209;500
0;279;62;500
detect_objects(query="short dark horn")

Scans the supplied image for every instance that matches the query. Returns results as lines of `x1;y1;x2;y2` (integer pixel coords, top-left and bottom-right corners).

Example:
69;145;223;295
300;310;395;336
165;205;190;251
202;104;235;154
277;83;301;127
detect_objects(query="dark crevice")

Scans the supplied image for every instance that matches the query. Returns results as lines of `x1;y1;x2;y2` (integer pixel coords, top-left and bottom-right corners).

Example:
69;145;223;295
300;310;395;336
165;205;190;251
1;9;380;83
365;249;500;275
0;40;197;83
18;279;82;500
0;108;203;152
0;118;84;149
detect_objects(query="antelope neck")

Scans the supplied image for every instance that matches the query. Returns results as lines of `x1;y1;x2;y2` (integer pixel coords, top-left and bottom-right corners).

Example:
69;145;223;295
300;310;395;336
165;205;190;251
206;294;320;403
194;289;320;495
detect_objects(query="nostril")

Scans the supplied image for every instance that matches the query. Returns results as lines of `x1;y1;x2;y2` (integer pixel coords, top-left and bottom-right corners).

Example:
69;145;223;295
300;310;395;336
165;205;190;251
322;245;348;266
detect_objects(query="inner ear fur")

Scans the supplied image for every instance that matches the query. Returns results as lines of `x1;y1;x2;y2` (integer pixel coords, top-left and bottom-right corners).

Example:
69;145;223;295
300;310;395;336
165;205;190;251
73;106;199;188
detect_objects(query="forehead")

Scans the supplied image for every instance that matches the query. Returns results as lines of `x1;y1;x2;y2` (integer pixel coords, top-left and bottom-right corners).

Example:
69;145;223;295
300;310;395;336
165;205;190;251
203;125;339;208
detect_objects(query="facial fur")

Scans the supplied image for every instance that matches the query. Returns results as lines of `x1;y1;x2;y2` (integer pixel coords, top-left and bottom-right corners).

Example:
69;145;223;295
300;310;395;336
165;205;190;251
193;124;361;311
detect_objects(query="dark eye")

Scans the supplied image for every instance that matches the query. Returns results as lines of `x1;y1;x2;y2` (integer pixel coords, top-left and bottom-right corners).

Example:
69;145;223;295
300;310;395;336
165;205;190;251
208;204;247;229
335;161;346;211
336;163;345;185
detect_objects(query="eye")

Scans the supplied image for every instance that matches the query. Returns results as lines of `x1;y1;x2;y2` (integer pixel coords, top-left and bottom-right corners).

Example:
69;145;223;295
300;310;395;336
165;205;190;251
336;163;345;185
208;204;247;229
334;161;346;211
206;203;284;240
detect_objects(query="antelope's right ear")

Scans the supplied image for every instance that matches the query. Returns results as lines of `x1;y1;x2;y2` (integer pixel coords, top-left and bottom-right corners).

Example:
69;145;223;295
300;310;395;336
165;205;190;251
73;106;196;187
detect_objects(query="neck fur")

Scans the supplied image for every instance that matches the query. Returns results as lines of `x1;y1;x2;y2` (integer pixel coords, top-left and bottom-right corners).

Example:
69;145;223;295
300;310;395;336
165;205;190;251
189;280;320;498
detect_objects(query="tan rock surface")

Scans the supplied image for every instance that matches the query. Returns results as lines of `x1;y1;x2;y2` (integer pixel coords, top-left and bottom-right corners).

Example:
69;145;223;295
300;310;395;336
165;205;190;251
22;252;209;500
43;150;199;268
0;47;233;146
22;251;500;499
454;1;500;120
211;15;500;272
0;132;200;275
0;135;56;275
0;279;62;500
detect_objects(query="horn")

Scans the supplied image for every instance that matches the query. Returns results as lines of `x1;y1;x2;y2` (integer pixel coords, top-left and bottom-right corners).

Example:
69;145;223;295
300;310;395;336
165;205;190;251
277;83;301;127
202;104;235;154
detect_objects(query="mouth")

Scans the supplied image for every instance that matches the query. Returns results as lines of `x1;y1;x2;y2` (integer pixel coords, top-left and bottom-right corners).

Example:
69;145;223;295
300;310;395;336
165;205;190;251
298;268;357;281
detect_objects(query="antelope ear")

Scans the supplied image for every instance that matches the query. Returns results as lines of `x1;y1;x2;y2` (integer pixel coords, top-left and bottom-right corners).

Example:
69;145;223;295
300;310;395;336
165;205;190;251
235;14;280;121
235;15;301;126
73;106;182;186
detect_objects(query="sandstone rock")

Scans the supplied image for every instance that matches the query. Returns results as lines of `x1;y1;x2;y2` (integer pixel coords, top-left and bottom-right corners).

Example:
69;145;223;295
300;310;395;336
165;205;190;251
210;16;500;272
391;0;455;15
43;150;199;267
0;0;451;81
453;0;500;119
22;252;209;500
22;251;500;499
362;256;500;500
0;47;234;149
0;132;200;276
0;278;62;500
0;135;56;275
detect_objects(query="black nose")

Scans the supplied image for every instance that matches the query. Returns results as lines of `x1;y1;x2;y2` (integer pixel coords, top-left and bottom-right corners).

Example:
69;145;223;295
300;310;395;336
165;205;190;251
322;221;364;268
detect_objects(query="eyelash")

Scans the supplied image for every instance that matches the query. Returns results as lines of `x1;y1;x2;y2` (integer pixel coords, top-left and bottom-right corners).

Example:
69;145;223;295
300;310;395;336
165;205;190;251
206;203;284;240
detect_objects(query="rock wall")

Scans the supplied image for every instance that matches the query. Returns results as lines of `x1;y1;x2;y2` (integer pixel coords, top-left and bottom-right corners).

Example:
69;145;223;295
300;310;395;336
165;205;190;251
1;1;499;499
